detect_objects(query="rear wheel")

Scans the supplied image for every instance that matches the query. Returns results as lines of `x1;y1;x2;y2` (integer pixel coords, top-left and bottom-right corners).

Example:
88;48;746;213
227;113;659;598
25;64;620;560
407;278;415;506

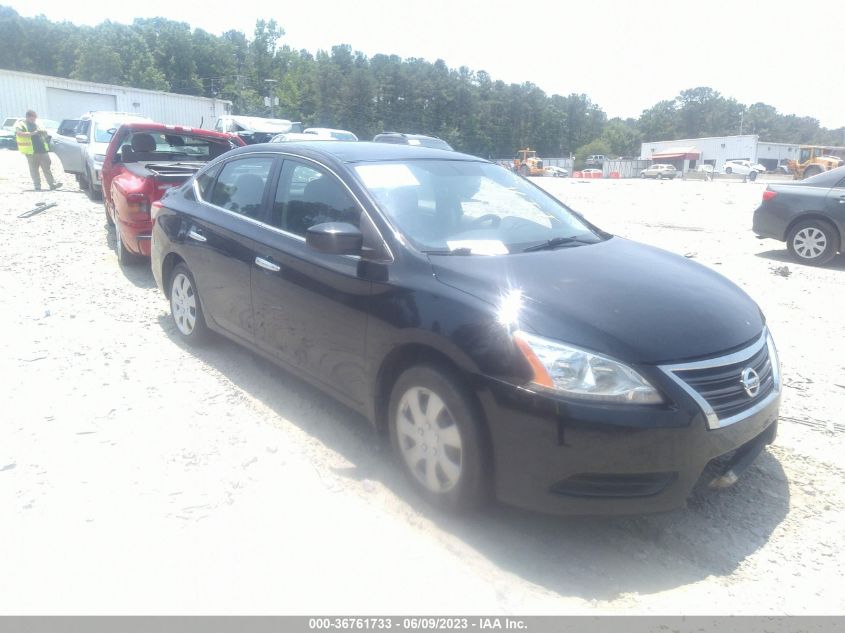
748;171;758;182
104;198;114;226
115;226;142;266
169;264;210;344
787;219;838;266
389;365;489;512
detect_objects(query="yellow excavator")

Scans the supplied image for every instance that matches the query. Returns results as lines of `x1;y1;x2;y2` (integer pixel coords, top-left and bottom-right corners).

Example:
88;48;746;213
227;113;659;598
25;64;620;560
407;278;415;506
786;145;845;179
513;148;545;177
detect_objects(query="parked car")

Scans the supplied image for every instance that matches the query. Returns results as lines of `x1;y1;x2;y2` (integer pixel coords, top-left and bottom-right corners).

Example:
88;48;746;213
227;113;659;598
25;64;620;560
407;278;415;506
723;159;766;180
0;116;58;150
373;132;453;151
585;154;606;167
53;112;153;199
544;165;569;178
150;141;781;515
753;165;845;266
270;132;335;143
101;123;244;265
640;164;678;179
213;116;302;144
303;127;358;141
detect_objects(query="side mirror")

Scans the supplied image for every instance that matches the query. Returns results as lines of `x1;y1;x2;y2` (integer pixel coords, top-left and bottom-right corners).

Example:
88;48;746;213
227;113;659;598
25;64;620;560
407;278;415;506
75;134;88;144
306;222;363;255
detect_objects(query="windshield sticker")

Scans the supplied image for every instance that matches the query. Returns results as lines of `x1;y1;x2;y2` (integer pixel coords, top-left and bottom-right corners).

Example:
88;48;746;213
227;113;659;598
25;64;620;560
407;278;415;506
355;164;420;189
446;240;508;256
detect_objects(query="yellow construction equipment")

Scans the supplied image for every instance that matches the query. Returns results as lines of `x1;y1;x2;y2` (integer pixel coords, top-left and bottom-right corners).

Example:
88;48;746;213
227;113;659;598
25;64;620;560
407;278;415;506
786;145;845;179
513;148;545;177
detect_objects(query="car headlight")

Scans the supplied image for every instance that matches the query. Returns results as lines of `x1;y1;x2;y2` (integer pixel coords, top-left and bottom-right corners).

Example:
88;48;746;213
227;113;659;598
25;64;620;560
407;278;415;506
513;331;663;404
766;330;781;391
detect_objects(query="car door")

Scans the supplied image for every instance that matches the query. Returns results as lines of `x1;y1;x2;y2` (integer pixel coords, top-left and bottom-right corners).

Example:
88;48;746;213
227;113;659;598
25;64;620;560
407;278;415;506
250;157;373;406
825;176;845;224
187;154;278;344
52;119;85;174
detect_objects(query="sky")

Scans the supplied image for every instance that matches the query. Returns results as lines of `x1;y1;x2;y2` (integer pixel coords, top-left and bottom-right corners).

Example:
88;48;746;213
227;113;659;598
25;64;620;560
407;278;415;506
7;0;845;129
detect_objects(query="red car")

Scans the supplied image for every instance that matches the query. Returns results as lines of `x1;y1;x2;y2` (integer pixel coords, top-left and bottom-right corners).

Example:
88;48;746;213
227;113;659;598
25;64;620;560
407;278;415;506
102;123;244;264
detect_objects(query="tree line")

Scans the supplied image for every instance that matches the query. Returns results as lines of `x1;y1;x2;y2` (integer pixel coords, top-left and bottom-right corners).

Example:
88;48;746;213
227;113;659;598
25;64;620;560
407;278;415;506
2;6;843;159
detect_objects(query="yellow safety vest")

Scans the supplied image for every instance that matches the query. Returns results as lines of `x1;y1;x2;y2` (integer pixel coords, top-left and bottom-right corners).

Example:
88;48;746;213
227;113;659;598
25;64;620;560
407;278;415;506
15;121;34;155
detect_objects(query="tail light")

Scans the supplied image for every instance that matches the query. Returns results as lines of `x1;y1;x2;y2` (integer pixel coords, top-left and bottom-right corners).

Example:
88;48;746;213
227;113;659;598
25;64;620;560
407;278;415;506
762;190;777;202
125;192;151;216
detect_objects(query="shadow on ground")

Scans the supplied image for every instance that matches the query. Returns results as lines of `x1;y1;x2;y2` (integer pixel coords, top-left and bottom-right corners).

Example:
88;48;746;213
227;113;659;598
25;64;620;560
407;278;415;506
755;248;845;271
104;224;156;289
157;314;791;602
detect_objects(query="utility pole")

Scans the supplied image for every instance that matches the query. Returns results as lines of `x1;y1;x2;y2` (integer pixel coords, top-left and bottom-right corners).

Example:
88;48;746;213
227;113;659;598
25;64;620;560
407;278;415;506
264;79;278;119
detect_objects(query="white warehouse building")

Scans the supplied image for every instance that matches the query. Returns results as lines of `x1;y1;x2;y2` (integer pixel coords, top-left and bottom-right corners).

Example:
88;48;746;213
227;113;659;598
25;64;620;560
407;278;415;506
640;135;799;172
0;69;231;129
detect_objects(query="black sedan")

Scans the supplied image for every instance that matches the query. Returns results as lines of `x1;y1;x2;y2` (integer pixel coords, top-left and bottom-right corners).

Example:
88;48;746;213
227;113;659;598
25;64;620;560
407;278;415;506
753;165;845;266
151;142;781;515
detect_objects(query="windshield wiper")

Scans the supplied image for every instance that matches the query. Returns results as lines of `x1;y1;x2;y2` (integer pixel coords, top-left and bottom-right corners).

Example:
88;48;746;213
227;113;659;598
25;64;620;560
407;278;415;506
522;236;593;252
424;247;474;256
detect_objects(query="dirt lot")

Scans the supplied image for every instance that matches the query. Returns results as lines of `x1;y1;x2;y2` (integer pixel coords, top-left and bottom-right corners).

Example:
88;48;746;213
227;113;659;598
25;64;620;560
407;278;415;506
0;151;842;615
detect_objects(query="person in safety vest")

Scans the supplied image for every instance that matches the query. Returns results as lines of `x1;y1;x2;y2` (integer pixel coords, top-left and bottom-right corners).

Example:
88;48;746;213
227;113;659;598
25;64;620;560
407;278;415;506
15;110;62;191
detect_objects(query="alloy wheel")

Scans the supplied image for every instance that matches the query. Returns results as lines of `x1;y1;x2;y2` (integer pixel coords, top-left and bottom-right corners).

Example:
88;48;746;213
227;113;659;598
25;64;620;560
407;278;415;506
395;386;463;493
171;272;198;335
793;227;828;260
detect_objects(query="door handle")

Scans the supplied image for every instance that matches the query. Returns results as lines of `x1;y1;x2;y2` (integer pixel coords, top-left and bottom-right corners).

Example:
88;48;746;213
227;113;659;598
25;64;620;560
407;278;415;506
255;257;281;272
187;228;207;243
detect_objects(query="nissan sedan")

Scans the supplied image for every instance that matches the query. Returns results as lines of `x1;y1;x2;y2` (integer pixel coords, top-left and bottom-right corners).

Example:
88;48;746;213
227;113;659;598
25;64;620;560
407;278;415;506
151;142;781;515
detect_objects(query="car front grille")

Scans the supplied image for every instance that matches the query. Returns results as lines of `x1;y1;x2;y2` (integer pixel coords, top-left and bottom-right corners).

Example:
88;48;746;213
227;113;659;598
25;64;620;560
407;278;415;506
660;331;779;430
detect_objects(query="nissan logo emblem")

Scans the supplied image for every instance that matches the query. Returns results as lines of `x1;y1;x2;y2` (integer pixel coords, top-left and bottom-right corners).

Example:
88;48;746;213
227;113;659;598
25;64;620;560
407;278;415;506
740;367;761;397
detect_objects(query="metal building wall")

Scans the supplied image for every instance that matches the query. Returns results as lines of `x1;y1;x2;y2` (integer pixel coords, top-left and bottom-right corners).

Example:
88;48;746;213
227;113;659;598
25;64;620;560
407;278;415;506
640;135;800;172
0;69;232;129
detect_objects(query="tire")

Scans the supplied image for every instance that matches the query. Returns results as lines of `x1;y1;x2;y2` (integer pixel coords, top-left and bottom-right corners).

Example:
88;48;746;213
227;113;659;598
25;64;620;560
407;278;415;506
86;166;102;201
802;166;821;179
519;165;529;177
725;166;733;174
640;172;646;179
104;198;114;226
115;226;143;266
388;364;489;512
748;171;758;182
169;263;210;344
787;219;838;266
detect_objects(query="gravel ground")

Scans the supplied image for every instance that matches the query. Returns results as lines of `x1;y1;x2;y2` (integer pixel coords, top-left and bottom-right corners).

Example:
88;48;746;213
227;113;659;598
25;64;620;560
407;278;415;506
0;151;842;615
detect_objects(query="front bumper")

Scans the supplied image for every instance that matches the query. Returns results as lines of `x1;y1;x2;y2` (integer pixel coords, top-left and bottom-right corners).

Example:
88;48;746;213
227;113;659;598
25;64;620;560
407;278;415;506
478;372;779;516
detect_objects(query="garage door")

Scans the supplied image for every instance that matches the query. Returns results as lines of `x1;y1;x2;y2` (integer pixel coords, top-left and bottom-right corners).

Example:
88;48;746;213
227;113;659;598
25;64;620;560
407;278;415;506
46;88;117;121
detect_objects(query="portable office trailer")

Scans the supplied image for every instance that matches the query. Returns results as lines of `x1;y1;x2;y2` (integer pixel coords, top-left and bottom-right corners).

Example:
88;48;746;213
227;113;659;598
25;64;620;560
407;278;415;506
0;69;231;129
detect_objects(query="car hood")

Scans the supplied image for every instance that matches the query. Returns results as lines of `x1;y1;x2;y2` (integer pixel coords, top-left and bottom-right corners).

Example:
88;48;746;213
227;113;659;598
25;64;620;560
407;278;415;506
429;238;763;364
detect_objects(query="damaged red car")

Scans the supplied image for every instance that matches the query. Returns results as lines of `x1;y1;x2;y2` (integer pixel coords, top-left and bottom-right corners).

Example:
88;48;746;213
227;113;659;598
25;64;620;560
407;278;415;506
102;123;244;264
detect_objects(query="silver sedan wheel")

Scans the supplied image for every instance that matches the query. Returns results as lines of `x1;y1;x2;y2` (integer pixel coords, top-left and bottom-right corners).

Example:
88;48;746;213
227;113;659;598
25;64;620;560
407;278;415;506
793;227;827;260
171;272;198;335
395;387;463;493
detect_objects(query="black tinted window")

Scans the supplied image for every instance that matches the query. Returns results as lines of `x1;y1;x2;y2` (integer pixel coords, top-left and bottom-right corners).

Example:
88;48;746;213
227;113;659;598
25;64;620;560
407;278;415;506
58;120;80;136
196;164;222;201
270;161;359;237
210;157;273;219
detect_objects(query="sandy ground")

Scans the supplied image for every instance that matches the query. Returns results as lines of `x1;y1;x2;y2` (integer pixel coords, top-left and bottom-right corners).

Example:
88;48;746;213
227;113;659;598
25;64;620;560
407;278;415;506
0;151;842;615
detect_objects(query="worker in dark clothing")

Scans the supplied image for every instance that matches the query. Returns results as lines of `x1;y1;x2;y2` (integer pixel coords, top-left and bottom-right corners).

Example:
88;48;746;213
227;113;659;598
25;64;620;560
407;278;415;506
15;110;62;191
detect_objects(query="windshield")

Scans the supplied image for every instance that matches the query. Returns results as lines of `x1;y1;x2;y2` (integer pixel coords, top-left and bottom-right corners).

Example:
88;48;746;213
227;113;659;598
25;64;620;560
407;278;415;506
94;120;136;143
355;159;602;254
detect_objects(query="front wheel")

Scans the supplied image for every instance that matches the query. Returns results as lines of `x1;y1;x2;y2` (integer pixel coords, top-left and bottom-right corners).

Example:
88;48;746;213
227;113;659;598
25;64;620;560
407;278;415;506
169;263;210;344
802;166;821;179
725;166;733;174
389;365;489;512
787;219;838;266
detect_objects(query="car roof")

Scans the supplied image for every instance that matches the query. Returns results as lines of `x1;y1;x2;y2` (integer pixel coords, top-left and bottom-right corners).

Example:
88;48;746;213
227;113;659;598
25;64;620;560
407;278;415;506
231;140;480;164
113;122;237;141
